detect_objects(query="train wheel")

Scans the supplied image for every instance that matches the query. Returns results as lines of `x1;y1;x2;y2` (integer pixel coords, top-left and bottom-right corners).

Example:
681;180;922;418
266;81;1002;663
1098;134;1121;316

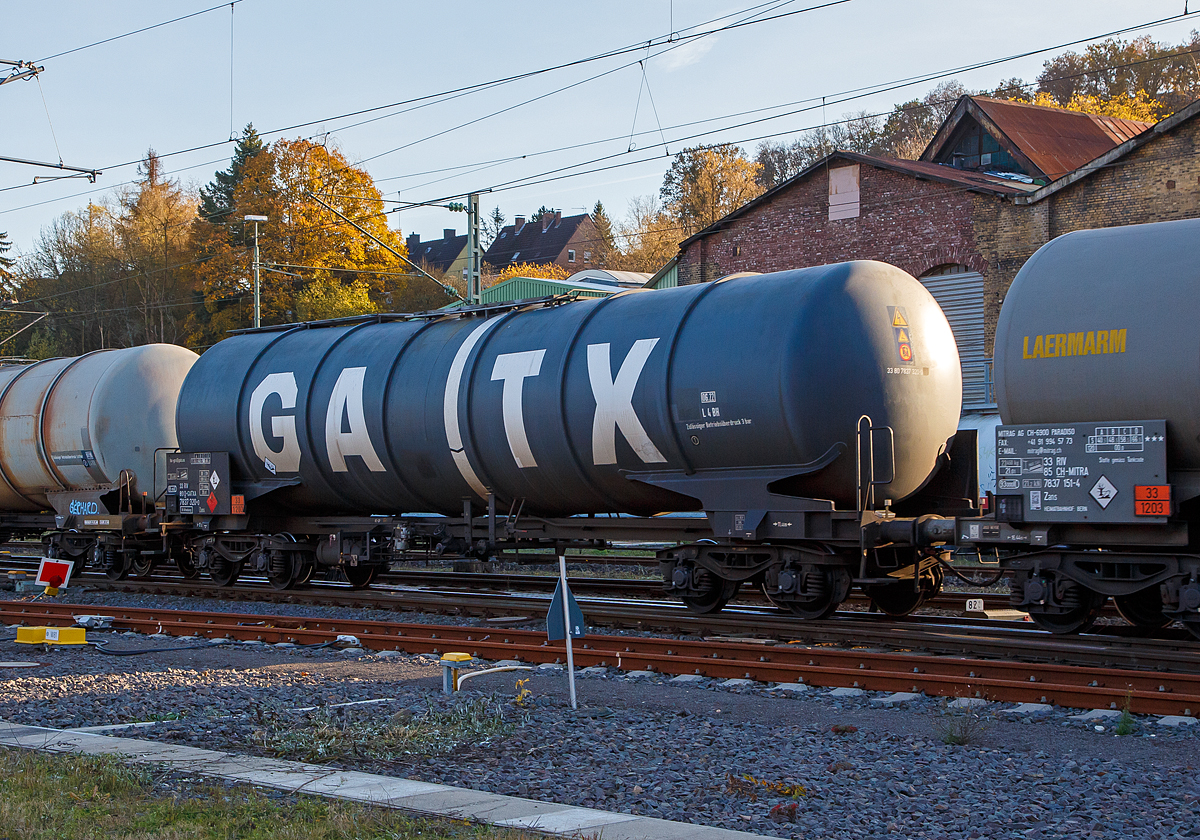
294;558;315;586
267;552;298;591
103;553;128;581
343;564;378;589
1027;585;1106;634
175;553;201;580
780;567;849;620
1114;586;1170;631
680;569;739;614
209;558;241;587
867;582;924;617
867;564;944;618
785;592;840;620
131;555;155;579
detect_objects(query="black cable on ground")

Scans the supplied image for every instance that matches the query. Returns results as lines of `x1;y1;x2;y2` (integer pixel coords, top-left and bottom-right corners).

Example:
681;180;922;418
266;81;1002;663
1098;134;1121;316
87;638;340;656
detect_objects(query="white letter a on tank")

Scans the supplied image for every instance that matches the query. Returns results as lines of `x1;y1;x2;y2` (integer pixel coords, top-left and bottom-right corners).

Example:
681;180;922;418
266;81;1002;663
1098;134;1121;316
587;339;667;465
325;367;386;472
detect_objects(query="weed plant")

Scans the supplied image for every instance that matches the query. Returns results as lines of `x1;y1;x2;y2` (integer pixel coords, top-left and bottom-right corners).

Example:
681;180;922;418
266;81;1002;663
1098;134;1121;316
1115;691;1136;736
935;698;993;745
257;696;518;763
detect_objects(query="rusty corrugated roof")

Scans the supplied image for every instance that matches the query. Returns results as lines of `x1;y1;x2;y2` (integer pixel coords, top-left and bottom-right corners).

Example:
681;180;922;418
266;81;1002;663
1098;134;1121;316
856;154;1037;195
970;97;1153;180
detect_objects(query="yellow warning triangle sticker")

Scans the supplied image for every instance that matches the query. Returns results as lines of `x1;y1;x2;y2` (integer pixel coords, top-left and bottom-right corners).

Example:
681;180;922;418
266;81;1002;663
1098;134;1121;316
897;328;909;343
892;310;908;327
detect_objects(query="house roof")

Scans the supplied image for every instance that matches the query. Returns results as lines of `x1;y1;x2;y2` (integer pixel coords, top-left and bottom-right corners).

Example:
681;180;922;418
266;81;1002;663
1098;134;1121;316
483;213;594;267
1014;96;1200;204
923;96;1153;181
678;151;1035;248
412;234;467;273
565;268;651;288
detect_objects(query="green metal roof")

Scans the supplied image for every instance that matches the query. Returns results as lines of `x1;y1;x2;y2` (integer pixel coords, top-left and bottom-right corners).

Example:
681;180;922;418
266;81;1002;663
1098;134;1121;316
482;276;616;303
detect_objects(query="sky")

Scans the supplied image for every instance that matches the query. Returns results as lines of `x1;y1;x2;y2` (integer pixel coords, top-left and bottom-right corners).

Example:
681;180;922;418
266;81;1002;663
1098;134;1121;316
2;0;1198;256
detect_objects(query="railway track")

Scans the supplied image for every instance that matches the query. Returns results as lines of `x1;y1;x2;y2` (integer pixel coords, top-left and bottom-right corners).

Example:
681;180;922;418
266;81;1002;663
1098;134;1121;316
3;548;1018;613
29;576;1197;673
3;599;1198;716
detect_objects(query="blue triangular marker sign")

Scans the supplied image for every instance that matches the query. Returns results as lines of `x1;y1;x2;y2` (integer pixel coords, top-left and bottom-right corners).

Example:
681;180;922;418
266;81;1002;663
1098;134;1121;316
547;579;586;640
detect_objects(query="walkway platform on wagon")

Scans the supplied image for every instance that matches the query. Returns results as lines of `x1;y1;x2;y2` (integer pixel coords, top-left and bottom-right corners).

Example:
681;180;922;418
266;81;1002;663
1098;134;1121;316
0;720;759;839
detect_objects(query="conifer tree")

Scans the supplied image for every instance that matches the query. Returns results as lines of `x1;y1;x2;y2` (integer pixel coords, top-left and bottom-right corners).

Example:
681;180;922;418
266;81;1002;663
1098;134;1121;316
592;201;615;249
199;124;263;224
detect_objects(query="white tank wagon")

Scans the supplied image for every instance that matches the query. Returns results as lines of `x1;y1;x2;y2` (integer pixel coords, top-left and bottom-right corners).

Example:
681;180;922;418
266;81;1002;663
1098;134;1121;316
0;344;198;512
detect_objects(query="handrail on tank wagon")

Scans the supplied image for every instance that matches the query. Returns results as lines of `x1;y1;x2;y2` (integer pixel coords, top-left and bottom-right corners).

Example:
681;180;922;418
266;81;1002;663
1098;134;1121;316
855;414;896;580
225;293;595;336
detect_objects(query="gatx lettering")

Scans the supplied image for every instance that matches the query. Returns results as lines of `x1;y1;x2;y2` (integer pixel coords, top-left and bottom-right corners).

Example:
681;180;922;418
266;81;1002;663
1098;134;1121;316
587;339;667;466
325;367;385;472
251;368;384;475
249;372;302;473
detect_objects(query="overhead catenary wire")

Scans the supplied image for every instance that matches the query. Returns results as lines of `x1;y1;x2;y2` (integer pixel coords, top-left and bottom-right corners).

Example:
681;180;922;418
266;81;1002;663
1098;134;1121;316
34;77;63;166
3;6;1195;223
35;1;248;63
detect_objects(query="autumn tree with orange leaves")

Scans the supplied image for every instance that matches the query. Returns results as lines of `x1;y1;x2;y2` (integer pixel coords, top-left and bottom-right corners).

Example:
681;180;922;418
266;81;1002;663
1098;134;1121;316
187;137;450;346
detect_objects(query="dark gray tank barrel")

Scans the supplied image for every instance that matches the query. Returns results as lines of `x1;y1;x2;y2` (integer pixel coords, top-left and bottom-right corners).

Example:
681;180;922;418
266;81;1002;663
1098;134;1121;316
177;260;962;516
995;218;1200;494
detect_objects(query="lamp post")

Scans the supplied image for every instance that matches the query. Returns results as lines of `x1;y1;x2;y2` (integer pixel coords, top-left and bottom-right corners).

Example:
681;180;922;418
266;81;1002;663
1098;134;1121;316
244;215;268;328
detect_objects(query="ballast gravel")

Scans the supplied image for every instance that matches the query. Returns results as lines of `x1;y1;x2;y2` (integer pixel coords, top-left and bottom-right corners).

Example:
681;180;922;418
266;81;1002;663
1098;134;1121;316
1;595;1199;838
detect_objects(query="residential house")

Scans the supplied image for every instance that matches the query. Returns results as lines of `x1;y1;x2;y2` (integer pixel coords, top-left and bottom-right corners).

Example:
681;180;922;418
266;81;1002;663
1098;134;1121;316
482;211;602;273
406;228;469;283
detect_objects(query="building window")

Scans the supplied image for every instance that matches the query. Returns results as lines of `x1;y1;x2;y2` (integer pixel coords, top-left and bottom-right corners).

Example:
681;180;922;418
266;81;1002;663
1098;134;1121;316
567;249;576;263
584;251;591;263
924;263;970;276
828;164;860;220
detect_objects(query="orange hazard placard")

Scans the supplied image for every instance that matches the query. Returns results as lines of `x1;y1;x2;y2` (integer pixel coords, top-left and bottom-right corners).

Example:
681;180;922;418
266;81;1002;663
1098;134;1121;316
1134;485;1170;501
1135;499;1169;516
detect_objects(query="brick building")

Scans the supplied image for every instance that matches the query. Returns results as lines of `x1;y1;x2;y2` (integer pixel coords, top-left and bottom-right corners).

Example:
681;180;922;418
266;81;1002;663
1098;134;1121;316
673;96;1200;409
483;211;602;273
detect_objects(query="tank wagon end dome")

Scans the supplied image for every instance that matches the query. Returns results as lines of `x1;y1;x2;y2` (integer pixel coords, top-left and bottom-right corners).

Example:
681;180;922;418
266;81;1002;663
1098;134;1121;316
994;217;1200;493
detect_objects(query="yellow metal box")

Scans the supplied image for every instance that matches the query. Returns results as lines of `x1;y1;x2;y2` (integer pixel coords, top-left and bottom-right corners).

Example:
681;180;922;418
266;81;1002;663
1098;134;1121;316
15;626;87;645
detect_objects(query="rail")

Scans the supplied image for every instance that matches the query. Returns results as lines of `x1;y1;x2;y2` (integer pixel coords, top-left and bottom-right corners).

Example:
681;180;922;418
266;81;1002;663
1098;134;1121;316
5;600;1200;715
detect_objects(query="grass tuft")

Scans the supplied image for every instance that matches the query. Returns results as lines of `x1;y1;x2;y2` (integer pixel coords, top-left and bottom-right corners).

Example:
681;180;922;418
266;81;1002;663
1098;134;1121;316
256;696;517;764
935;698;993;746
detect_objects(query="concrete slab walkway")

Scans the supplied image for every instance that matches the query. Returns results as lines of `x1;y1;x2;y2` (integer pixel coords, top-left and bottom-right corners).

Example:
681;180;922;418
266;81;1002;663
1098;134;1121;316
0;720;760;839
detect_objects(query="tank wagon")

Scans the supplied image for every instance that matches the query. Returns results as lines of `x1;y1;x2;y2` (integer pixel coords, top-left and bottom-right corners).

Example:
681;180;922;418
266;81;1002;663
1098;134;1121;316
0;260;971;618
959;217;1200;637
0;345;198;574
169;259;965;611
